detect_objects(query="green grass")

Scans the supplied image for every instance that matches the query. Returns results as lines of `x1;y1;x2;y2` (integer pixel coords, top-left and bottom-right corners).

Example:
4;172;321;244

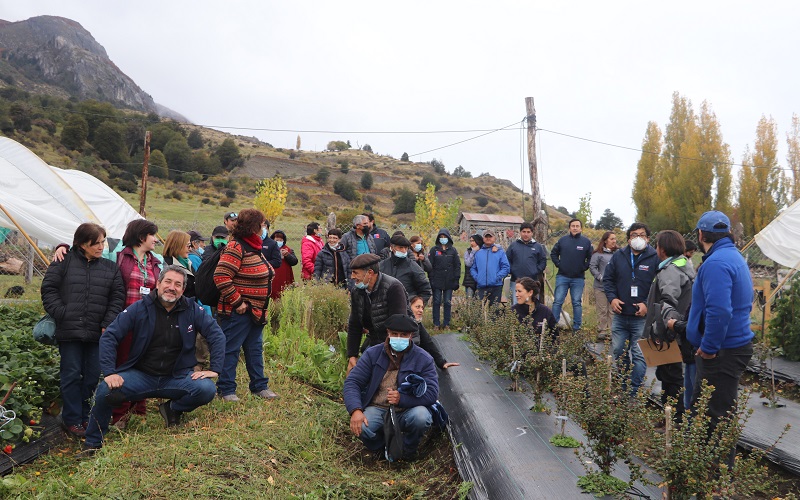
4;367;462;499
0;275;43;303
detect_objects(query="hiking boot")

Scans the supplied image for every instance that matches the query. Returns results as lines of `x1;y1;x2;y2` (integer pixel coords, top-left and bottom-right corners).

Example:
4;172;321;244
58;415;85;438
158;401;183;427
220;394;240;402
253;389;279;400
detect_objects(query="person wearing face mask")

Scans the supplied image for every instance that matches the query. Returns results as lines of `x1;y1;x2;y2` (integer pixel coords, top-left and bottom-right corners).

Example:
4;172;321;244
268;230;299;301
428;229;461;330
313;228;351;287
187;231;206;270
603;222;659;396
408;235;432;273
341;215;377;262
379;235;432;304
344;314;439;462
346;254;409;375
259;220;283;270
202;226;230;262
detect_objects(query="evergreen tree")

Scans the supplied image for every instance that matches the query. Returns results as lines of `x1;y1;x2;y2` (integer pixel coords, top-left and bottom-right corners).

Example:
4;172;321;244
163;137;192;177
187;129;204;149
360;172;373;190
216;138;241;169
595;208;623;230
401;152;409;162
392;188;416;214
149;149;169;178
61;114;89;151
92;121;128;164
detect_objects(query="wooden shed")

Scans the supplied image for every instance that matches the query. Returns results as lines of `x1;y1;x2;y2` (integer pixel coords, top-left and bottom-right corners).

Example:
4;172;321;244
457;212;525;247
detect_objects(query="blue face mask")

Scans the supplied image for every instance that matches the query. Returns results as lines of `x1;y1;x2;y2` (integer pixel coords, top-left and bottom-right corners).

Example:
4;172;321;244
394;250;407;259
260;228;267;239
196;247;204;255
439;237;448;245
413;244;422;252
276;241;284;248
389;337;410;352
354;281;368;290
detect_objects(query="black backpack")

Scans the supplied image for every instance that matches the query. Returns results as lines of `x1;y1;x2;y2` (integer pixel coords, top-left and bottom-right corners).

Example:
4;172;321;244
194;243;226;307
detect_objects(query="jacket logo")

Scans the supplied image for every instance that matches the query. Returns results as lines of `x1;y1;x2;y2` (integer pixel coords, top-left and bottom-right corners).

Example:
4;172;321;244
187;325;194;333
638;265;650;271
436;251;442;256
577;246;584;250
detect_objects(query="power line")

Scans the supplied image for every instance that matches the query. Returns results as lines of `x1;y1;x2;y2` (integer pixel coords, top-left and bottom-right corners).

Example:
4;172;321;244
410;120;523;157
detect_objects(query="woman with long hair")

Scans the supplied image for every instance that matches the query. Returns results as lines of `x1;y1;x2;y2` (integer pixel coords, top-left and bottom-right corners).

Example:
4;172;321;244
408;235;432;273
408;295;459;369
41;223;125;437
462;233;483;299
162;230;196;297
214;208;278;401
512;277;556;337
589;231;617;338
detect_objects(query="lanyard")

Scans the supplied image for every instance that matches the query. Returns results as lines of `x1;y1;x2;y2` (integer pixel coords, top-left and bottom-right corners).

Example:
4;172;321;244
630;250;636;281
134;249;148;283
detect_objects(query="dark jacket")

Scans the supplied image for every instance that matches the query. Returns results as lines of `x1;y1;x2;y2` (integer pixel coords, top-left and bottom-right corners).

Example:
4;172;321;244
314;243;351;285
261;236;283;269
416;322;447;368
162;255;196;298
379;255;432;303
550;233;592;278
100;292;225;376
341;227;376;260
428;229;461;291
347;273;408;358
603;245;659;316
686;237;755;354
370;226;391;255
506;238;548;281
41;248;125;343
343;343;439;414
512;302;557;339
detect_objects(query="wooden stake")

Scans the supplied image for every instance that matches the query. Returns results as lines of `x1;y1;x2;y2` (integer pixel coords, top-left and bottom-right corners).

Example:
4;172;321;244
0;203;50;266
525;97;546;244
665;405;673;500
607;355;613;391
139;131;151;217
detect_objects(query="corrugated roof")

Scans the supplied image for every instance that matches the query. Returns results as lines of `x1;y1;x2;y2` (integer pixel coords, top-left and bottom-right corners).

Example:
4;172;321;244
459;212;525;224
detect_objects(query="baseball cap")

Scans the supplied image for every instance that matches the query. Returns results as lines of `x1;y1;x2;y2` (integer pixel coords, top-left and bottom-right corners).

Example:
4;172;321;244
187;230;206;242
224;212;238;221
696;211;731;233
482;229;495;237
212;225;229;238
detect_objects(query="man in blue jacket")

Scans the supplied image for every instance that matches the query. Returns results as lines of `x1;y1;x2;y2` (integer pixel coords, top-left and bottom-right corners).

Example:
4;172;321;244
470;229;510;304
686;211;753;448
506;222;548;305
550;219;593;330
81;265;225;455
603;223;659;395
344;314;438;462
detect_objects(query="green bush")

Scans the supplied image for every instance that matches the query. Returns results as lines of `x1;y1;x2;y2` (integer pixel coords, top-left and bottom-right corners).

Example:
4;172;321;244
769;277;800;360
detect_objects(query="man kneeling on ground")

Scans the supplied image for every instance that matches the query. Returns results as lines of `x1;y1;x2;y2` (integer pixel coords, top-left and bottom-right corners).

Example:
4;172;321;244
82;265;225;455
343;314;438;462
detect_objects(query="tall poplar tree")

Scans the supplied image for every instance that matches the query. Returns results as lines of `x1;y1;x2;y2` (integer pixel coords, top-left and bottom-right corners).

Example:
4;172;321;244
738;146;759;236
787;113;800;204
698;101;733;215
632;121;664;226
659;92;695;226
739;116;786;235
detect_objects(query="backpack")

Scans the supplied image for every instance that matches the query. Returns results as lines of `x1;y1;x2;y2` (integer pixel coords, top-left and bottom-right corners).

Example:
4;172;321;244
194;243;226;308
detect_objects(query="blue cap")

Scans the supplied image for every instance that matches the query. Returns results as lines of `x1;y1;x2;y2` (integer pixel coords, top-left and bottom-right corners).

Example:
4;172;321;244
696;211;731;233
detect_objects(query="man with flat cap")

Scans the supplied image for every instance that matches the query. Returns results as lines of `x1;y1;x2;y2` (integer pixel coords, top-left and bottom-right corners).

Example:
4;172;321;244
346;254;409;374
344;313;438;462
379;234;432;304
686;210;754;465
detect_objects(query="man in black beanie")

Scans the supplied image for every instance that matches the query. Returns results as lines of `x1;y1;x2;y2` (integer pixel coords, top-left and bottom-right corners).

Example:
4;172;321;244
379;234;432;304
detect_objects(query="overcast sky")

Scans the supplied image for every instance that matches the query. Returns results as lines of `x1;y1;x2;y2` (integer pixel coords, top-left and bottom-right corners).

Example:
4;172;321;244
3;1;799;226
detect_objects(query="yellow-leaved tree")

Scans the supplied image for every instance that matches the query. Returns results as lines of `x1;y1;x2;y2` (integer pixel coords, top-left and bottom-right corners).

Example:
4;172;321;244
414;183;462;246
254;174;288;226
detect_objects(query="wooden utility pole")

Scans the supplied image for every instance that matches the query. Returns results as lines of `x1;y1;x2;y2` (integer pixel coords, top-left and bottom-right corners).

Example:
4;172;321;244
139;131;151;217
526;97;546;243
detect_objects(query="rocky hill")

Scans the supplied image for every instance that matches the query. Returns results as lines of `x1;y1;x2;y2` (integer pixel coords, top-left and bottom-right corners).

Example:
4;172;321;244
0;15;184;121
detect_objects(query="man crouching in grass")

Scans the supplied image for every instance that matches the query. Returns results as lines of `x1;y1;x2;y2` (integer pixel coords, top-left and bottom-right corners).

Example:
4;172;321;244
80;265;225;456
344;314;438;462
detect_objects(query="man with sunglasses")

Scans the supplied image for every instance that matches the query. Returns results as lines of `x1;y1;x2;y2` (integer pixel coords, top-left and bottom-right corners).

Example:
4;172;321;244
223;212;238;233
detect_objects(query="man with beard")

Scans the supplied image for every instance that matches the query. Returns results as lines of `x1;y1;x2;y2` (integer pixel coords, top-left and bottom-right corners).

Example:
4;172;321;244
80;265;225;455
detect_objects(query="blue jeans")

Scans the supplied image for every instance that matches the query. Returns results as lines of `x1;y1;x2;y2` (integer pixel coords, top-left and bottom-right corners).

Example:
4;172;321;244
431;289;453;327
684;362;696;410
360;406;433;455
476;286;503;305
610;314;646;394
58;341;100;427
551;276;585;330
217;311;269;396
85;369;217;447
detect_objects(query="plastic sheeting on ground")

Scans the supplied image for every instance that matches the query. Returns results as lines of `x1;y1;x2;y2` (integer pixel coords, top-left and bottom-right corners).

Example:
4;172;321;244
434;334;662;499
0;137;141;247
754;198;800;269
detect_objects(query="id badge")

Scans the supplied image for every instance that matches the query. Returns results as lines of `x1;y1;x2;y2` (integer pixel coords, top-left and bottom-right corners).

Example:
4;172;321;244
140;286;151;295
630;286;638;298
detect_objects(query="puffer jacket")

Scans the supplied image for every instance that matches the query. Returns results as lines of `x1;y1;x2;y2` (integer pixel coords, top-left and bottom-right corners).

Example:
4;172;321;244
41;248;126;343
340;227;376;260
379;255;432;303
300;234;324;280
428;229;461;290
643;256;695;342
346;273;408;358
470;244;511;289
313;243;351;285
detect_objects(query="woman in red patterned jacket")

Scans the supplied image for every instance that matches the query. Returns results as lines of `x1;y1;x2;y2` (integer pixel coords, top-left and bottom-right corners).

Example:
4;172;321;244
113;219;162;427
213;208;279;401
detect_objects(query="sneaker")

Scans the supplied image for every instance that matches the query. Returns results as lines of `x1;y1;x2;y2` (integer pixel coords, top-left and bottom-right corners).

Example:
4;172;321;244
158;401;182;427
75;444;100;459
253;389;279;400
220;394;240;402
59;415;86;438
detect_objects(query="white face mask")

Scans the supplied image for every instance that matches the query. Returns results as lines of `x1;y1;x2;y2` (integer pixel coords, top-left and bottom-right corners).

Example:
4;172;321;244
630;237;647;252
